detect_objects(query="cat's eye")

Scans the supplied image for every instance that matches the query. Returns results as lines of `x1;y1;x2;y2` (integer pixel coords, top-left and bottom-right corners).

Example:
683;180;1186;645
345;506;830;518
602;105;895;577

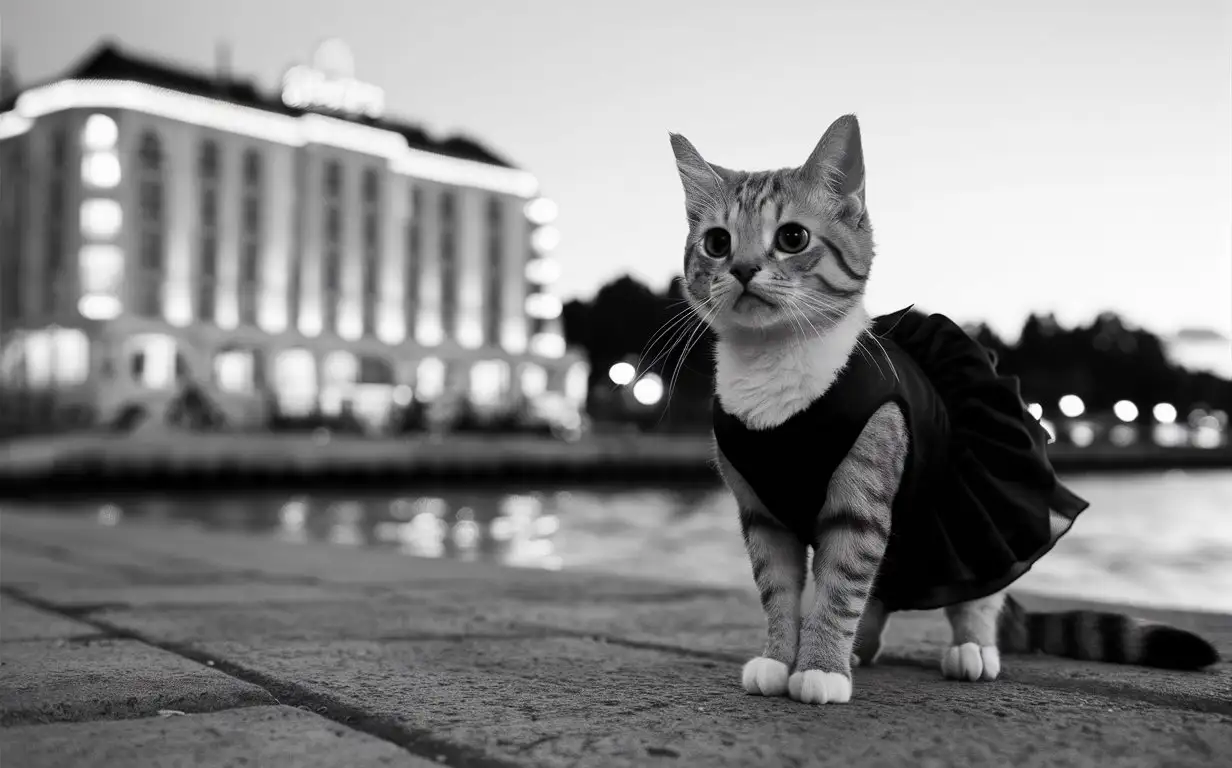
775;223;810;254
702;228;731;258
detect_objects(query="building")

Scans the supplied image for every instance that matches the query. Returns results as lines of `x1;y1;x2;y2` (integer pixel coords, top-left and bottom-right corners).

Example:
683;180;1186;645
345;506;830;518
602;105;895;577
0;40;587;435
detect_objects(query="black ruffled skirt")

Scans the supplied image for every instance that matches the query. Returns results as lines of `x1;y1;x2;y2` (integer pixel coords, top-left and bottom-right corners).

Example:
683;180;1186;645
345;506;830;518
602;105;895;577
870;308;1090;611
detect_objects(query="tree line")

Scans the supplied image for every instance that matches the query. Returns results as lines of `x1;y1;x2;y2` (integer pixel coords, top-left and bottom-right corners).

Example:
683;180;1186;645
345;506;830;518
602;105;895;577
563;275;1230;428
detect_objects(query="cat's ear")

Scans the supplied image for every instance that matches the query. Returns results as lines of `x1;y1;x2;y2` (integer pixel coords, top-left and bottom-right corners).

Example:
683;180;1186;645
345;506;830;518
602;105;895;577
670;133;724;199
804;114;866;220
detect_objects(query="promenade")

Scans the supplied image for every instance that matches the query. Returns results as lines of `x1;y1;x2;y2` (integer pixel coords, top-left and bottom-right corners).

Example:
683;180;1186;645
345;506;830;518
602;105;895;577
2;432;1230;493
1;508;1229;767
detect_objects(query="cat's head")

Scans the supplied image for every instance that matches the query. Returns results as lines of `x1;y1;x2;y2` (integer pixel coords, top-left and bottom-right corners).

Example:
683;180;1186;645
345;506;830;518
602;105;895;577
670;114;874;339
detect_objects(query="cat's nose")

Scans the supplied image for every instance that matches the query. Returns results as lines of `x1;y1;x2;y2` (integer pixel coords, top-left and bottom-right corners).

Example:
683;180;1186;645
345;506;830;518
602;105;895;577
730;264;761;286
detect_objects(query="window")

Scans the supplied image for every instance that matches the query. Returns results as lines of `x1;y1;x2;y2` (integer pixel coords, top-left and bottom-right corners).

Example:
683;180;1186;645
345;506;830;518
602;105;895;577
322;160;343;332
214;348;256;394
136;131;166;317
128;334;177;390
274;348;318;416
197;140;221;323
45;129;69;310
239;149;263;325
361;168;381;337
439;191;457;340
0;148;24;321
485;197;504;347
405;185;422;340
470;360;510;407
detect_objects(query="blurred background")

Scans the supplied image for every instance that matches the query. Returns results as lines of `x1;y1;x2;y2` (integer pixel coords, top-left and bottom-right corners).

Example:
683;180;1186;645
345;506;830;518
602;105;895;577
1;1;1229;612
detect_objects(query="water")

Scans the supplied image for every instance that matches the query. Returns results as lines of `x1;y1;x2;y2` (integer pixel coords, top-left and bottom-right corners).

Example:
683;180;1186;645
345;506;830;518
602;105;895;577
7;470;1231;614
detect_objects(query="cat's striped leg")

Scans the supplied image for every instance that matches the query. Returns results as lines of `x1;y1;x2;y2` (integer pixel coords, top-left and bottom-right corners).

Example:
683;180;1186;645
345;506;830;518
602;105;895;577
791;403;906;705
717;448;806;697
851;597;890;668
740;514;807;695
942;591;1006;682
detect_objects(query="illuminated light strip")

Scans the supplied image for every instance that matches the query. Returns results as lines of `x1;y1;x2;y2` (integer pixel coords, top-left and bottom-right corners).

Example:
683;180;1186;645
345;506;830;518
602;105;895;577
2;79;540;197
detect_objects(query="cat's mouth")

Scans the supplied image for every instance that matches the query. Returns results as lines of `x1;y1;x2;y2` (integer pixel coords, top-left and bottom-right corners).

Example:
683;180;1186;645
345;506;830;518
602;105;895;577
733;290;773;310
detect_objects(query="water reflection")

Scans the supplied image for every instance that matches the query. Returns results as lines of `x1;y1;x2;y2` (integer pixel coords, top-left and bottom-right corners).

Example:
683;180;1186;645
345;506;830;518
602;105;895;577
12;472;1232;612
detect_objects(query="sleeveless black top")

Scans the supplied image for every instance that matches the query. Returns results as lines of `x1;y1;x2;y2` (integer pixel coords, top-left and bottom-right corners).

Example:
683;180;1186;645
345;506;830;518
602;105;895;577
713;307;1089;612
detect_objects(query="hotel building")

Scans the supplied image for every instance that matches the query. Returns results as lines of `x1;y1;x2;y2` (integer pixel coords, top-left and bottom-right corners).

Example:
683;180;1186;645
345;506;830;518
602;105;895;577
0;40;586;434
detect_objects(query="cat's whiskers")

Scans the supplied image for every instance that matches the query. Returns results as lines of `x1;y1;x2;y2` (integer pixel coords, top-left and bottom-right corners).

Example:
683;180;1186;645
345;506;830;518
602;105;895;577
663;300;719;413
638;296;716;387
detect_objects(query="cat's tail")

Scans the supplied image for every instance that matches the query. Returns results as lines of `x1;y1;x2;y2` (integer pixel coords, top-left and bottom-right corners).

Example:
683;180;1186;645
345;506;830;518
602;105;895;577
997;595;1220;670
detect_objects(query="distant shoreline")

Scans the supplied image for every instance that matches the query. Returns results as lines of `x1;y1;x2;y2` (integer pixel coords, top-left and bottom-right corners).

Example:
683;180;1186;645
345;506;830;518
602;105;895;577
1;431;1229;496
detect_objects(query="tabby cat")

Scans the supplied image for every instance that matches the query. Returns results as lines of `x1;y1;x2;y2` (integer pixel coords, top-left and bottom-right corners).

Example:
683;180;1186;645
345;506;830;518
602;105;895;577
668;114;1220;706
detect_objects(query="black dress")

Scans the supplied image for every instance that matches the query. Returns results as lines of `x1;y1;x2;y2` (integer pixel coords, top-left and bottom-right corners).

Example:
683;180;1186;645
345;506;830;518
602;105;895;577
713;307;1089;612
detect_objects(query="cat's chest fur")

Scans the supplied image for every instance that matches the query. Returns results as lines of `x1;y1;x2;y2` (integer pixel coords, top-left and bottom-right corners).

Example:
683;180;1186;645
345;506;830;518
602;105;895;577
714;307;870;431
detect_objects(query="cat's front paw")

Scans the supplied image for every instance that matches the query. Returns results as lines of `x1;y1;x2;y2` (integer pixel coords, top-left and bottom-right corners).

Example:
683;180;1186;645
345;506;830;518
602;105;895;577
788;670;852;704
941;642;1001;682
742;656;790;696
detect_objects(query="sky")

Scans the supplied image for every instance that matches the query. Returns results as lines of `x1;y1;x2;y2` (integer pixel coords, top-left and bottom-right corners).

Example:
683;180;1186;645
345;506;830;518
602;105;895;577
4;0;1230;340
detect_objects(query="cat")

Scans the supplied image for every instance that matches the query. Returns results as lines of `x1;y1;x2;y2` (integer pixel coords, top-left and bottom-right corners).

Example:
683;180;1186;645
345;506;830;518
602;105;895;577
668;114;1220;706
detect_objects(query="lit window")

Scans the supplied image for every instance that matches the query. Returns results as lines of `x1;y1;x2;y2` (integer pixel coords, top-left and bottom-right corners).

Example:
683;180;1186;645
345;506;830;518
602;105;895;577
82;152;121;188
530;332;565;359
470;360;509;407
53;329;90;386
274;349;318;415
78;295;122;320
565;362;589;404
130;334;177;389
520;363;547;398
377;306;405;345
25;332;54;388
215;349;255;394
337;305;363;341
525;293;563;320
416;357;445;401
324;350;359;385
523;197;557;226
531;225;560;254
416;313;443;347
79;244;124;295
80;198;123;239
525;257;560;286
82;114;119;151
456;319;483;349
501;321;528;355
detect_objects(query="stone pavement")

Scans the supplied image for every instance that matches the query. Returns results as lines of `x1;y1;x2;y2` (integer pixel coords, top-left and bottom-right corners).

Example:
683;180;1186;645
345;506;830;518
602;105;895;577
0;509;1229;767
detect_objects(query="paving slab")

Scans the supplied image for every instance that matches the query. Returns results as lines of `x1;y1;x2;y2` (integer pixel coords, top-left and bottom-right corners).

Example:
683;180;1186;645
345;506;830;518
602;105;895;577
95;595;530;645
0;595;98;642
0;705;440;767
0;549;130;589
193;635;1232;768
7;580;359;610
0;638;273;725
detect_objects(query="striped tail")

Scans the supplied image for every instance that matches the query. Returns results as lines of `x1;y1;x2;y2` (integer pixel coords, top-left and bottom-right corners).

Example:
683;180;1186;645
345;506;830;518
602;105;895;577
997;595;1220;671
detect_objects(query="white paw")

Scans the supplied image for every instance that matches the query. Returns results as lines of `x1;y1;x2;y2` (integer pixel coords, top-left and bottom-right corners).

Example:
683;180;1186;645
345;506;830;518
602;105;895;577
788;670;852;705
941;642;1001;682
741;656;790;696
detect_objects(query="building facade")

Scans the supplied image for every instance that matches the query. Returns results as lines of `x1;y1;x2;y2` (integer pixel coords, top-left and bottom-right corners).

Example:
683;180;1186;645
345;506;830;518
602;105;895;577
0;41;586;435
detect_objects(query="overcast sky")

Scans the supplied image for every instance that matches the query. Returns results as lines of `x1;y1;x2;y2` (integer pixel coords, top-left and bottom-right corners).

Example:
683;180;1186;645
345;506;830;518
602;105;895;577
5;0;1230;339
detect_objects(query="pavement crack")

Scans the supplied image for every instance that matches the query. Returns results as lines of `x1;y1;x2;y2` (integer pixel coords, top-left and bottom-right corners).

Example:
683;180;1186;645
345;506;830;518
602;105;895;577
0;587;525;768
